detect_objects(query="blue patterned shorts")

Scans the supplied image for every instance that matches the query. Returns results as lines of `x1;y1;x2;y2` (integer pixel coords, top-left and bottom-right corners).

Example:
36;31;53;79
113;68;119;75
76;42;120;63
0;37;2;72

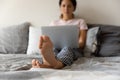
54;47;83;66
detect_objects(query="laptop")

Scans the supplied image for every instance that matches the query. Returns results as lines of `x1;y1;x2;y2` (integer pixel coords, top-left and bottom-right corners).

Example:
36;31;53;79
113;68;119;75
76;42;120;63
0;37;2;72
41;25;79;49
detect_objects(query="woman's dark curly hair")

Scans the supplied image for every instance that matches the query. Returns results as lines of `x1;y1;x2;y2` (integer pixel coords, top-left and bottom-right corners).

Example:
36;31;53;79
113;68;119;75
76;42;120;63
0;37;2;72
59;0;77;11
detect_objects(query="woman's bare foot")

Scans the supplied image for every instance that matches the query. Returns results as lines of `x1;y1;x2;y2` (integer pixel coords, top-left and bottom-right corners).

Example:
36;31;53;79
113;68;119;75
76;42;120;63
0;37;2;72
32;59;37;68
38;35;64;69
32;59;52;68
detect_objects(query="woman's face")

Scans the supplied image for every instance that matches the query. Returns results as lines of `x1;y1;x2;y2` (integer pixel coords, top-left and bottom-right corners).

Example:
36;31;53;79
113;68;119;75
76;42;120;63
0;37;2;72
60;0;74;17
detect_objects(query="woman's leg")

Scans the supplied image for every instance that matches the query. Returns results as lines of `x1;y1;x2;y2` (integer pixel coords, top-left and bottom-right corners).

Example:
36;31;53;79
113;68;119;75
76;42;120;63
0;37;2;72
32;35;64;69
56;47;83;66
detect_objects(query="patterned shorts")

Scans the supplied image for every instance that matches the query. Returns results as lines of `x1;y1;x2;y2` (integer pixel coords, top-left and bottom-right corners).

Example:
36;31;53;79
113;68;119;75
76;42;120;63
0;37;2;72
54;47;83;66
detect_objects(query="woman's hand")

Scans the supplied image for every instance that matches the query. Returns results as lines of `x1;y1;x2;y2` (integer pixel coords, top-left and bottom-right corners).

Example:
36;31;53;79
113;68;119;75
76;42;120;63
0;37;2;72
79;30;87;49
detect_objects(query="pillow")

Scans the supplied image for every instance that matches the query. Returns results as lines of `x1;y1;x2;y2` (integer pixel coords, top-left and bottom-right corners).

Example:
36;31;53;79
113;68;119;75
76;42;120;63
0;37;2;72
84;27;99;57
0;22;30;54
97;26;120;57
27;26;42;55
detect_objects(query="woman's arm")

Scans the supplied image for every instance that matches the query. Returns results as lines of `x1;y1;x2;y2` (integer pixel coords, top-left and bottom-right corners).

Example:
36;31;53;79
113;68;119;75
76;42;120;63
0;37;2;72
79;30;87;49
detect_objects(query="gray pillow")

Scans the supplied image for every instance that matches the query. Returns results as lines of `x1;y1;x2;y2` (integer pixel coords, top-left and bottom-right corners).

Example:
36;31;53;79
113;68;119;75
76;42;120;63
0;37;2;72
0;22;30;54
84;27;99;57
98;26;120;56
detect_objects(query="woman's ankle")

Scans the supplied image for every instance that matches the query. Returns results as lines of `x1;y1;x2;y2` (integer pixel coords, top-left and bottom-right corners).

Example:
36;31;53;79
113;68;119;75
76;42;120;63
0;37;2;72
53;61;64;69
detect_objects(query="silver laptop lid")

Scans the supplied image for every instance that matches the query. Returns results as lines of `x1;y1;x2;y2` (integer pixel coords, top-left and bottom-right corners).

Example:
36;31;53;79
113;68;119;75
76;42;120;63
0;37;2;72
41;25;79;49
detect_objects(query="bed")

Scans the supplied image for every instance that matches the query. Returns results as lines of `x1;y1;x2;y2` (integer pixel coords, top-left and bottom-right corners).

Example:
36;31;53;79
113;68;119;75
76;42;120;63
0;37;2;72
0;22;120;80
0;55;120;80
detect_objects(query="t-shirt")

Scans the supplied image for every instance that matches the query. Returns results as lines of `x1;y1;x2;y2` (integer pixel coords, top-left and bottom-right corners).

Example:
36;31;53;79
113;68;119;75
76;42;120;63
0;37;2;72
50;18;88;30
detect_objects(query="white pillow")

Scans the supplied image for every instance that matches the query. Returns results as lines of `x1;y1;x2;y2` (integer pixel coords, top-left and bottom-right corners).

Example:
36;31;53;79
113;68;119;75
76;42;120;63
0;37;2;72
27;26;42;55
84;27;99;57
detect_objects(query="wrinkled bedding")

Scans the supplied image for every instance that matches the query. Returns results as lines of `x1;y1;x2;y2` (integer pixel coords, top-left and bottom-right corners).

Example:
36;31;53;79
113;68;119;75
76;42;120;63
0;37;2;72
0;54;120;80
0;54;41;71
0;69;120;80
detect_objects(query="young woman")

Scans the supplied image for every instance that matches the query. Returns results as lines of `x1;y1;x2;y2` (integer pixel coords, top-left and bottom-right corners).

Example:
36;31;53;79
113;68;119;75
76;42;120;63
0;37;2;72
32;0;88;69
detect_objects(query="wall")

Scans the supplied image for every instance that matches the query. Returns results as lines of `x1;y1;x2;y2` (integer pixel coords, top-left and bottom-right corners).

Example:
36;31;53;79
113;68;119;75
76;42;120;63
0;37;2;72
0;0;120;27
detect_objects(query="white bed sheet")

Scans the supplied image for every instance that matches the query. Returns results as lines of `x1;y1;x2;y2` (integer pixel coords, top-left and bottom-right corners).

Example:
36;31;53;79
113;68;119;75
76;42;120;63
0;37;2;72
0;54;120;80
0;54;40;71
